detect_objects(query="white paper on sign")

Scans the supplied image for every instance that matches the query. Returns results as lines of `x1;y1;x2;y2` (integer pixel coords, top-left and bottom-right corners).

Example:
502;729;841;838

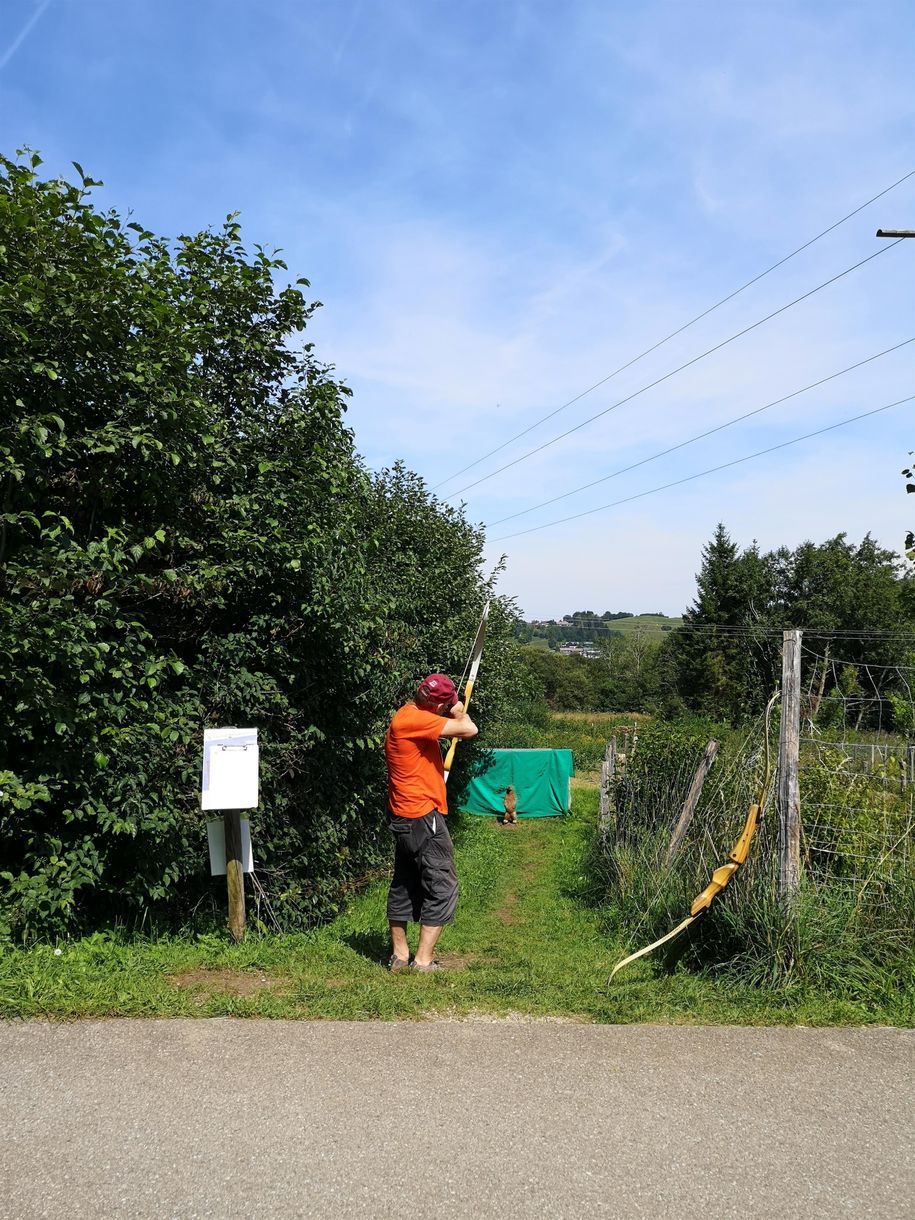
206;819;254;875
201;727;259;810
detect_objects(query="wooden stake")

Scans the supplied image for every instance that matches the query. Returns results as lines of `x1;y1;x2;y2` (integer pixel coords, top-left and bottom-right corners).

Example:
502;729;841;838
599;759;609;835
223;810;246;942
777;629;802;903
599;737;618;837
666;739;718;866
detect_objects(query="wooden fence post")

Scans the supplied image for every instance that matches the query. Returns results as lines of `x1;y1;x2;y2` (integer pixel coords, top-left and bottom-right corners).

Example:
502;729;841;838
777;628;802;903
224;809;246;942
599;737;617;839
599;759;609;835
666;739;718;866
602;756;610;834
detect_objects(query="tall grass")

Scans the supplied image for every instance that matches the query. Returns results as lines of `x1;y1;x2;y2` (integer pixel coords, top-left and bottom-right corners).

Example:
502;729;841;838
597;716;915;1009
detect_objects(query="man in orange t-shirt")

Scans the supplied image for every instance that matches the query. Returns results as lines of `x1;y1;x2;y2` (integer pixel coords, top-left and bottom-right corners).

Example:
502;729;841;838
384;673;478;972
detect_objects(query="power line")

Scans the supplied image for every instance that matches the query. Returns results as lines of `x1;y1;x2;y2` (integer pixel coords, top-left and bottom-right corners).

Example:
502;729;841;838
517;624;915;646
486;336;915;528
491;393;915;542
801;647;915;671
432;170;915;492
449;240;904;498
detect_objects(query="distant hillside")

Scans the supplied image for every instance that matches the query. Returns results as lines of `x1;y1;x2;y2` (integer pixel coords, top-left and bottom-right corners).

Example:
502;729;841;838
600;613;683;637
514;611;683;651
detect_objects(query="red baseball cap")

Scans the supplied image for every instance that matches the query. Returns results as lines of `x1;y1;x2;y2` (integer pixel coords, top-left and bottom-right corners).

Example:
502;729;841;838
416;673;459;710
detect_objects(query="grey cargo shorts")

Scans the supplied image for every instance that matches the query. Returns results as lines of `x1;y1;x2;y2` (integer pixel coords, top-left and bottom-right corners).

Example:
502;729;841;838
386;810;459;926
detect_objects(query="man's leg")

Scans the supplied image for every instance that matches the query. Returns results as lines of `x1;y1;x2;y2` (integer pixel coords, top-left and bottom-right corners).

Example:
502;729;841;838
413;923;444;967
387;815;422;965
414;813;458;967
389;920;410;963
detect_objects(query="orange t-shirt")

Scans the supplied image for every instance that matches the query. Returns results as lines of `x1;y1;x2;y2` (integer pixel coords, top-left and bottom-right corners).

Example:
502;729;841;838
385;703;449;818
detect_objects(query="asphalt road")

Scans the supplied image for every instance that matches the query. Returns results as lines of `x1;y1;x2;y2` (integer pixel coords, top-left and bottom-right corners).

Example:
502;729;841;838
1;1019;912;1219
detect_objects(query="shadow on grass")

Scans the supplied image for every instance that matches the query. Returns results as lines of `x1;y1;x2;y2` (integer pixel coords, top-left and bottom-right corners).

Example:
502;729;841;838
558;824;612;910
444;808;480;840
344;928;390;965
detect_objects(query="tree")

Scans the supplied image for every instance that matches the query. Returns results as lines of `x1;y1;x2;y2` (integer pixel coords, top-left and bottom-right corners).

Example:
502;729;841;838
670;524;914;724
519;647;600;711
0;153;514;939
672;524;751;717
595;631;666;713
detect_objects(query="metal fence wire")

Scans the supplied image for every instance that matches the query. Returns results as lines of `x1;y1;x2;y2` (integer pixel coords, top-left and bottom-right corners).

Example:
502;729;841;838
597;635;914;930
798;642;915;903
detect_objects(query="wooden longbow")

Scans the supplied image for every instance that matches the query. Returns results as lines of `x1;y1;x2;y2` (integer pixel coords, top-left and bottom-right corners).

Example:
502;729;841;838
609;691;779;982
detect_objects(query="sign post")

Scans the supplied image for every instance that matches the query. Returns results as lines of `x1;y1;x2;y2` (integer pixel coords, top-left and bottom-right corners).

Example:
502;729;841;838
223;810;246;942
201;728;259;942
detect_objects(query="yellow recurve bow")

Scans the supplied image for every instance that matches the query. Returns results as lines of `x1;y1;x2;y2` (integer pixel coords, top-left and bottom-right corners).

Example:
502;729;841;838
609;690;779;982
443;600;490;784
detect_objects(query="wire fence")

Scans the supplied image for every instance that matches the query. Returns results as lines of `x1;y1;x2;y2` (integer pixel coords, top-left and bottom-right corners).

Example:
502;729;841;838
798;643;915;902
595;709;775;962
596;634;915;965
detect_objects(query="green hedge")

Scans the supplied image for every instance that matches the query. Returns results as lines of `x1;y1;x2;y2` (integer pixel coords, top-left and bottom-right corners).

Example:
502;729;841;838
0;153;519;940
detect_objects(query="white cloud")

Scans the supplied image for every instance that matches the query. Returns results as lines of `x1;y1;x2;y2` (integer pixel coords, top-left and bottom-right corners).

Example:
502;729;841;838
6;0;913;617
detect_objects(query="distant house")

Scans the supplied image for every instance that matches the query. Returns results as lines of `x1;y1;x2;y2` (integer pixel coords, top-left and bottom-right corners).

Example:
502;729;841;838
558;642;600;659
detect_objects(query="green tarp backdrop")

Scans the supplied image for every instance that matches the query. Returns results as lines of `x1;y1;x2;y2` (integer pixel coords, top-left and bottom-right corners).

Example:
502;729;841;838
460;748;574;818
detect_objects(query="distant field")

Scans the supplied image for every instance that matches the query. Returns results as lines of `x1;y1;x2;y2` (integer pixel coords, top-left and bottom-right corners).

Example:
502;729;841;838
602;614;682;636
528;613;683;646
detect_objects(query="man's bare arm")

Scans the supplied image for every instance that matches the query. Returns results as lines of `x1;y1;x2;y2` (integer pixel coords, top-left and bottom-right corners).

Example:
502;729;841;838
439;701;478;739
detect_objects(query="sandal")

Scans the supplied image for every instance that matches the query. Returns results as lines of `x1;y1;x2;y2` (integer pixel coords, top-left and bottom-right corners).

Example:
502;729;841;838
410;959;444;972
387;955;410;973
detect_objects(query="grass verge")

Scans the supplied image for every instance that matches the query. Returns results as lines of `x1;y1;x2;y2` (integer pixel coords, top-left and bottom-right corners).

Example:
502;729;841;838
1;787;911;1023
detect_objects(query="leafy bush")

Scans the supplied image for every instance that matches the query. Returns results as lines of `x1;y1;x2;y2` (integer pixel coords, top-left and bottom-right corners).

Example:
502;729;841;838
0;153;516;940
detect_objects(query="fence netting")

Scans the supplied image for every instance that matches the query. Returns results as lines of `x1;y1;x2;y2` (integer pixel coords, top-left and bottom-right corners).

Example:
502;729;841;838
799;640;915;905
597;633;914;978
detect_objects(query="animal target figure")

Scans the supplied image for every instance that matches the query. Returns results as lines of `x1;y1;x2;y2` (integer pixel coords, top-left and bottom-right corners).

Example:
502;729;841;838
502;785;518;825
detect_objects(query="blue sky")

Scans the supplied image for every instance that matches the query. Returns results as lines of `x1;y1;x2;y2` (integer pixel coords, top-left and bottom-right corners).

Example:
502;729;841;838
3;0;914;617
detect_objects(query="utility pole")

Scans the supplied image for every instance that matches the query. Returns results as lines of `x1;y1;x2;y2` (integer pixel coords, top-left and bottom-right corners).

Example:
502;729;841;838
876;229;915;238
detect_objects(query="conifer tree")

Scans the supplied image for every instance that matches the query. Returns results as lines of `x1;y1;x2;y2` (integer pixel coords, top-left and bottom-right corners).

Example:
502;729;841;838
673;525;741;714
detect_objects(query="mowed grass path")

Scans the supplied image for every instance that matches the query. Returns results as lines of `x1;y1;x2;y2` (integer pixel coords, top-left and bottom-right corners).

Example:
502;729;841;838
0;786;900;1023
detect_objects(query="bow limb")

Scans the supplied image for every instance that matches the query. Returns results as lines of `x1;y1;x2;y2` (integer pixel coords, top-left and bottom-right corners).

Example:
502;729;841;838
609;691;779;983
443;601;490;783
608;916;698;981
608;806;759;984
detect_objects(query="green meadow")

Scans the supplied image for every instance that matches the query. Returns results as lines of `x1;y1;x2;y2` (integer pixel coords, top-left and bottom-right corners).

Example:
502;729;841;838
2;780;910;1025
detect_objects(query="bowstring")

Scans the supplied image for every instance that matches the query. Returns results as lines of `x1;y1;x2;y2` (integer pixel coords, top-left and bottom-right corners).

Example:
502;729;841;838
456;601;489;697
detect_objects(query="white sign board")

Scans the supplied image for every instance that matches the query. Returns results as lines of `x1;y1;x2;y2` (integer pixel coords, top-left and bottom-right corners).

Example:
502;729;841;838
206;819;254;875
201;727;259;811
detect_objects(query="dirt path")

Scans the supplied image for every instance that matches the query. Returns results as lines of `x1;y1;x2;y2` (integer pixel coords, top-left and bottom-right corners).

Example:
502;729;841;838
420;799;616;1016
